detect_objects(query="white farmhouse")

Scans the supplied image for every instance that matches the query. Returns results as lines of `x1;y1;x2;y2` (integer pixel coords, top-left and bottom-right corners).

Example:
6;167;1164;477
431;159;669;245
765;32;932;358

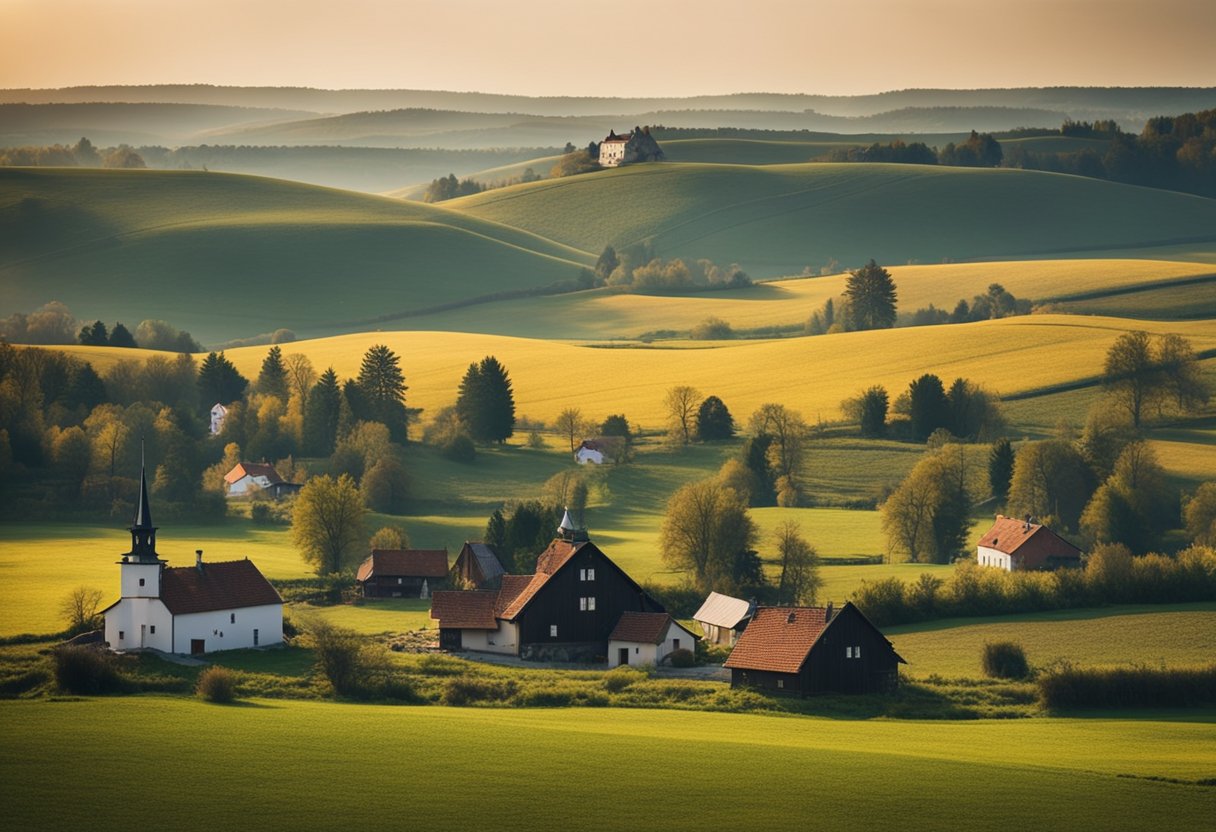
224;461;300;499
102;465;283;655
209;403;228;436
608;611;699;667
575;440;605;465
598;130;632;167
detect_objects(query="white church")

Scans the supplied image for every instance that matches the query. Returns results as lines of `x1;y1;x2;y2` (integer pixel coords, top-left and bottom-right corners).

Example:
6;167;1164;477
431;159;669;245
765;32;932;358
102;463;283;655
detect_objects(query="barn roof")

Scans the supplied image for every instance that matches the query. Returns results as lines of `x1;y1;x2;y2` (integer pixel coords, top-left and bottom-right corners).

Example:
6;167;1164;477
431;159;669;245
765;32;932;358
223;462;283;485
724;606;828;673
160;559;281;615
356;549;449;582
693;591;753;629
465;542;505;581
978;516;1082;562
430;591;498;629
495;540;586;619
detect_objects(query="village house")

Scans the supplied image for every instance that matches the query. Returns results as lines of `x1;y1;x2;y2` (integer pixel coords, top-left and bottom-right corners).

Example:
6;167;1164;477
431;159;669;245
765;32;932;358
357;549;449;598
724;602;905;695
575;440;604;465
209;402;228;435
693;591;755;646
102;463;283;655
597;126;664;168
977;515;1083;571
430;512;664;661
576;436;624;465
451;541;506;589
608;611;699;667
223;461;301;500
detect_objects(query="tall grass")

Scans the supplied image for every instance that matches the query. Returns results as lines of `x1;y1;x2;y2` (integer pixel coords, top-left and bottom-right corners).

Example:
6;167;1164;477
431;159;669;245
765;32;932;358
1039;664;1216;710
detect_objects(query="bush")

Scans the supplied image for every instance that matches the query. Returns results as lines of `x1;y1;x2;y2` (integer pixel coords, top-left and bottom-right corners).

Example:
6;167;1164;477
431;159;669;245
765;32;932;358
53;646;128;694
1038;664;1216;710
196;666;238;703
982;641;1030;679
309;620;374;697
441;433;476;463
603;666;644;692
442;676;517;706
667;648;696;668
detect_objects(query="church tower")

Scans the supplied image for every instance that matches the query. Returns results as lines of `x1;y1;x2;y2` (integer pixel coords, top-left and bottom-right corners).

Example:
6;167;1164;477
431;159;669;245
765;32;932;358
118;457;164;599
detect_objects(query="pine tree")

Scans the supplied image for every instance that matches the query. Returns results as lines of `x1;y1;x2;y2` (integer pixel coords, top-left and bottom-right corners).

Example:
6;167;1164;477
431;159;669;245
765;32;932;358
456;355;515;443
64;362;107;411
197;352;248;406
356;344;408;441
304;368;342;456
78;320;108;346
108;322;137;348
908;374;950;441
844;260;898;330
988;438;1015;500
256;345;289;399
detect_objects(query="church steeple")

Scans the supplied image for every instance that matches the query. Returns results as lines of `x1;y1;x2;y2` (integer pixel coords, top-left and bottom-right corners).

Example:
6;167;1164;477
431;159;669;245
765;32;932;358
126;443;159;563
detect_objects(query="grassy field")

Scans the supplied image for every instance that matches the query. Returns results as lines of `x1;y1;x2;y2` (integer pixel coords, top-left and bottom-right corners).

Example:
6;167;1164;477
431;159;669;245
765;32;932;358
2;698;1214;831
0;168;593;343
888;604;1216;678
450;162;1216;277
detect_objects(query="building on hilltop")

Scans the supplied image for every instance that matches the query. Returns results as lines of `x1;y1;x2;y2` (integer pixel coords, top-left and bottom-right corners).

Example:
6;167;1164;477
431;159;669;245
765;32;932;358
102;460;283;655
430;510;665;662
724;602;904;695
597;126;664;168
356;548;449;598
977;515;1083;571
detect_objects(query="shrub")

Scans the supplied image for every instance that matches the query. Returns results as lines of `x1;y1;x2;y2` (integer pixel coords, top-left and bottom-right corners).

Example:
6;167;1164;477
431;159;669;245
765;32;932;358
603;666;644;692
250;502;274;525
442;676;518;706
196;666;238;703
667;648;696;668
309;620;374;697
53;646;128;694
1038;664;1216;710
441;433;476;463
982;641;1030;679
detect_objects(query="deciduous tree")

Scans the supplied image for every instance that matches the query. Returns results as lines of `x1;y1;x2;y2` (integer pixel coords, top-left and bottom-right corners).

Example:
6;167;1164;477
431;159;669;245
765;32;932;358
659;479;756;591
665;385;702;445
695;395;734;441
774;521;823;605
292;474;367;575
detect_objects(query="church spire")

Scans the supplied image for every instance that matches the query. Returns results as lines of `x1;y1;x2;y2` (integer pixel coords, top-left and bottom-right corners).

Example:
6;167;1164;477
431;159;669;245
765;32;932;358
126;440;159;563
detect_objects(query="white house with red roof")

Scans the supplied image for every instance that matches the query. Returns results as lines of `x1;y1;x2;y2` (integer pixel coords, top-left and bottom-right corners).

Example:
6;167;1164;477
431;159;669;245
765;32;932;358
102;464;283;655
977;515;1083;571
608;611;699;668
224;461;299;499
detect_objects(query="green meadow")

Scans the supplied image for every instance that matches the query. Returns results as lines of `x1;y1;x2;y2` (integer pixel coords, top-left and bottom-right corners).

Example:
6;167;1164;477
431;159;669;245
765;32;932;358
1;698;1214;832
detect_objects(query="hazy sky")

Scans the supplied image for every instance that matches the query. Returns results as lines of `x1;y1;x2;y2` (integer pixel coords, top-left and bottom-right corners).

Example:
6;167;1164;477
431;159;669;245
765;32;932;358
2;0;1213;96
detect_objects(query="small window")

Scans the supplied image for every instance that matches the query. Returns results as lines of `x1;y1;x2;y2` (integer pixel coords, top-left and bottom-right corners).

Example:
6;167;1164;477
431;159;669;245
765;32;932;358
579;568;587;581
550;625;558;638
230;613;236;624
119;631;125;640
149;625;155;634
139;578;145;587
253;628;259;646
398;577;403;584
673;638;680;650
586;568;595;581
777;679;784;689
845;646;852;658
855;645;862;659
588;596;596;611
579;597;587;611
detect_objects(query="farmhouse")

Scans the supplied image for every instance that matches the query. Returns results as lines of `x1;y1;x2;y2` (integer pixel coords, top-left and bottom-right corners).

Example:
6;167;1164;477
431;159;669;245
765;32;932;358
597;126;664;168
575;440;604;465
977;515;1083;571
102;464;283;655
357;549;449;598
223;461;301;500
451;541;506;589
431;515;664;661
608;611;699;667
209;402;228;435
724;602;905;695
693;591;754;646
576;436;624;464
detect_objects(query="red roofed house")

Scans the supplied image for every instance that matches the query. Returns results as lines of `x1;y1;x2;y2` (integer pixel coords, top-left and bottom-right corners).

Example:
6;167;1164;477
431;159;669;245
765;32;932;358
608;611;699;668
103;463;283;655
430;511;664;661
357;549;450;598
223;461;300;500
977;515;1083;571
724;602;905;695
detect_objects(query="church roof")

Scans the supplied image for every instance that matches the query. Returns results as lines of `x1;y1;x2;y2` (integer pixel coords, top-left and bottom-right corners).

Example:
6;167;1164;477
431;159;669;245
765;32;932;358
133;463;154;530
160;559;281;615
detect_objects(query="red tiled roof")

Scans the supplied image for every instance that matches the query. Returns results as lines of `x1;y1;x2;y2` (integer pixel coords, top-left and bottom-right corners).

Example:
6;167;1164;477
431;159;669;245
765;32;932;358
497;540;585;620
356;549;449;582
723;606;828;674
431;591;498;629
223;462;283;485
978;516;1082;568
160;559;282;615
609;612;675;644
495;574;534;617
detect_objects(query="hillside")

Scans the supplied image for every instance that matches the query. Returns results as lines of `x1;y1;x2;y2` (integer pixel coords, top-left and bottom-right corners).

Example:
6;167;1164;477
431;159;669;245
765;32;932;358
0;168;593;343
448;162;1216;277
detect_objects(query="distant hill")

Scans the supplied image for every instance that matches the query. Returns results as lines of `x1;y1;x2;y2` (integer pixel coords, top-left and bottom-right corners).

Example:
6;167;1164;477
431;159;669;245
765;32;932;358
448;162;1216;277
0;168;593;344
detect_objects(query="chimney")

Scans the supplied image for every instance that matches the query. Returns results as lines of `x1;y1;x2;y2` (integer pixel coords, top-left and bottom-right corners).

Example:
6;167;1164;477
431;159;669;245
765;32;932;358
1024;514;1032;532
786;611;797;624
825;601;834;623
196;549;204;572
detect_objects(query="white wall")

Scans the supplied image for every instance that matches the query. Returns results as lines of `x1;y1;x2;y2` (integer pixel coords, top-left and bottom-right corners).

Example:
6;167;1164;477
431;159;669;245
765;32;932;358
458;620;519;655
978;545;1012;571
119;561;162;598
656;620;695;664
576;448;604;465
227;475;272;496
608;640;658;668
105;598;173;652
171;603;283;654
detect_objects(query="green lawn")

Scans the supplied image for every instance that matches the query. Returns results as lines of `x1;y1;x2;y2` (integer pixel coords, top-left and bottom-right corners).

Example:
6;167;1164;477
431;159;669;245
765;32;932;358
1;698;1213;831
887;604;1216;677
298;598;435;635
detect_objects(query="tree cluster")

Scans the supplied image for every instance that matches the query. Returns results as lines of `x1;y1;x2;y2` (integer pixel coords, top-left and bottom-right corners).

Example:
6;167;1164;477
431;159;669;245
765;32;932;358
909;283;1032;327
881;442;974;563
0;137;145;169
825;140;938;165
938;131;1003;167
601;251;751;294
422;173;485;203
484;501;559;573
1102;330;1209;429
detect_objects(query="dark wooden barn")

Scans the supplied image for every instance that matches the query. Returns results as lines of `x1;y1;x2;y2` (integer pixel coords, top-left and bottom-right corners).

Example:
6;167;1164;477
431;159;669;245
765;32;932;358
724;602;905;695
451;541;506;589
356;549;449;598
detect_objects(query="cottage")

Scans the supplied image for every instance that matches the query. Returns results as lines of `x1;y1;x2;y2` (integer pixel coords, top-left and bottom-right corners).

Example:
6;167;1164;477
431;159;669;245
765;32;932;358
223;461;300;500
451;541;506;589
576;436;624;464
102;464;283;655
575;440;605;465
608;611;699;667
209;402;228;436
357;549;449;598
431;513;664;661
724;602;905;695
693;591;754;646
977;515;1083;571
597;126;664;168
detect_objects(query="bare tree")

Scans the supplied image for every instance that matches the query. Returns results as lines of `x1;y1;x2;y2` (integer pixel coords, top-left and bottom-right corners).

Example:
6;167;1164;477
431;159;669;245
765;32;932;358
59;586;105;635
555;407;584;453
284;353;317;407
664;385;702;446
774;521;822;605
748;403;808;481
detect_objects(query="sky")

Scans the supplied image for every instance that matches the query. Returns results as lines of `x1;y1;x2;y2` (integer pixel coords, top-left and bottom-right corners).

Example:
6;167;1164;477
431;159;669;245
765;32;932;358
1;0;1214;96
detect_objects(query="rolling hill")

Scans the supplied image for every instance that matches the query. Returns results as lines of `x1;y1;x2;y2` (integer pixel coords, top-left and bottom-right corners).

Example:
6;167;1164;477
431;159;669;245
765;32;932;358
0;168;593;343
448;162;1216;277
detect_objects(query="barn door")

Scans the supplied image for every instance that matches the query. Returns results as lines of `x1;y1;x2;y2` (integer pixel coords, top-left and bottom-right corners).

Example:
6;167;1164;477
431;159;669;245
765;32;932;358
440;629;462;651
190;639;205;655
618;647;630;666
